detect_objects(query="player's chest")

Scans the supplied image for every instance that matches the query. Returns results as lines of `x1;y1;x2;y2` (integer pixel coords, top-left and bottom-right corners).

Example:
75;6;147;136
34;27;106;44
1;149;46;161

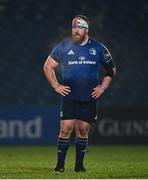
62;47;101;66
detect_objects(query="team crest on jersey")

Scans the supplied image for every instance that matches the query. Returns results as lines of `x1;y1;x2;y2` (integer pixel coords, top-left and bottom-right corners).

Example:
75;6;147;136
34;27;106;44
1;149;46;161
89;48;96;55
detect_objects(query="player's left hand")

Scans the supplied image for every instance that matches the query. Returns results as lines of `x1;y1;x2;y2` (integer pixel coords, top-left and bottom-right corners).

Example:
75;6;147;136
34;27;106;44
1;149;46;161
91;86;104;99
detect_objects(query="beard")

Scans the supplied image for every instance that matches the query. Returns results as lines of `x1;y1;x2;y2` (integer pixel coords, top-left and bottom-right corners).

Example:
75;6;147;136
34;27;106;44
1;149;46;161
72;33;86;44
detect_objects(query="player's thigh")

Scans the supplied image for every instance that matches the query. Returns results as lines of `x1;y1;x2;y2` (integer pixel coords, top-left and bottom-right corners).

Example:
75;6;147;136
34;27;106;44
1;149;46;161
80;101;97;124
60;100;79;120
59;119;75;137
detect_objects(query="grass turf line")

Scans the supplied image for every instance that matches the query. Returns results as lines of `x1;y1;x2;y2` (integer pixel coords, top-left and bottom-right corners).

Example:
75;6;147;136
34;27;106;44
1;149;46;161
0;145;148;179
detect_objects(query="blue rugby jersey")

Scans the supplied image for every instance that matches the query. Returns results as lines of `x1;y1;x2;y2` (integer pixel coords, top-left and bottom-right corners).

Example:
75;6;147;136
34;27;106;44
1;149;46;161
50;38;112;102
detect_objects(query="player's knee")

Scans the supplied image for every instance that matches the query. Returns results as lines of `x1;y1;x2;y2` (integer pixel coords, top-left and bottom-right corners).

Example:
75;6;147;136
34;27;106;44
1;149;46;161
60;127;72;138
77;127;88;138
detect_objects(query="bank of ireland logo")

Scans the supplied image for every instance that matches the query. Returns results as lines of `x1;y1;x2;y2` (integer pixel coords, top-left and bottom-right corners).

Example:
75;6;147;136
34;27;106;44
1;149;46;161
89;48;96;55
79;56;86;60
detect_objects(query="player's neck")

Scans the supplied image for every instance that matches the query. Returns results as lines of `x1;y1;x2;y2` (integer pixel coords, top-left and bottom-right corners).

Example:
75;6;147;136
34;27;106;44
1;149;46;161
80;35;89;46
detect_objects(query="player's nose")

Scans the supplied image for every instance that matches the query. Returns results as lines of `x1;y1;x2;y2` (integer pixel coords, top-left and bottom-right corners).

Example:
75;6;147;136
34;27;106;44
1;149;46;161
74;27;80;32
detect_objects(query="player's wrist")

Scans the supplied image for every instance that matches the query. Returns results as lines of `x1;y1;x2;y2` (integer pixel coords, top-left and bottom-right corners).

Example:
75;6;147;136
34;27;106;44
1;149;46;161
99;84;107;91
52;82;60;89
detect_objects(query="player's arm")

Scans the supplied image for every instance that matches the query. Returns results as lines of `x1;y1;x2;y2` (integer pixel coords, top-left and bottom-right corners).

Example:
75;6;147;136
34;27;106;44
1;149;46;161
43;55;71;96
92;59;116;99
99;59;116;88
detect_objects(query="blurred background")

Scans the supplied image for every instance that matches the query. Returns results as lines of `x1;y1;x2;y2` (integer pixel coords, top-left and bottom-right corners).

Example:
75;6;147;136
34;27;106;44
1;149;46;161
0;0;148;144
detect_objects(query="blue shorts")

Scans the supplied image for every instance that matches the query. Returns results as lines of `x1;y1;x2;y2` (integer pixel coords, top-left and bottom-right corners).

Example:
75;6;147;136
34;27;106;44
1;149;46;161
60;100;97;124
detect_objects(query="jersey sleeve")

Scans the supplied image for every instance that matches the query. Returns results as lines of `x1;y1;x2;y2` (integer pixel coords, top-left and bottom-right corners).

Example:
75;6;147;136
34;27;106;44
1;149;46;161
50;41;64;63
100;44;113;63
99;43;116;78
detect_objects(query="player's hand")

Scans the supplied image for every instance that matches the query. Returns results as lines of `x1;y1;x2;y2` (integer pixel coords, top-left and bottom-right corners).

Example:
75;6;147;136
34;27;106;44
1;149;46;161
91;86;104;99
55;84;71;96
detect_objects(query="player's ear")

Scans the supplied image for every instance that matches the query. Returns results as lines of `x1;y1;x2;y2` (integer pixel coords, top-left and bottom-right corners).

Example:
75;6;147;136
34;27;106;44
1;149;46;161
86;29;88;34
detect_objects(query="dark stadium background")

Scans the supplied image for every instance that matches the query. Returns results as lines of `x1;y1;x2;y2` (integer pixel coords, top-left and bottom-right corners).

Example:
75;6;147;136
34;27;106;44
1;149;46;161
0;0;148;145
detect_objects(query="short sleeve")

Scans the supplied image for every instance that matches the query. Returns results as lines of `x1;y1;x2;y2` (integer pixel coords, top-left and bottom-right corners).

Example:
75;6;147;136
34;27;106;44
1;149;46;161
50;42;64;63
100;44;113;64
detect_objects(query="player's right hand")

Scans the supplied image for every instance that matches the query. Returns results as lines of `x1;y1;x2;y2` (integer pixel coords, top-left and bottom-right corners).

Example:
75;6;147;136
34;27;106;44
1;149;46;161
55;84;71;96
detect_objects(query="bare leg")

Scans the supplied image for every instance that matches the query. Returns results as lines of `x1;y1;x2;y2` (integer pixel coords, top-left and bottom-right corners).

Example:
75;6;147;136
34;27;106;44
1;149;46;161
74;120;91;172
59;119;75;138
55;119;75;172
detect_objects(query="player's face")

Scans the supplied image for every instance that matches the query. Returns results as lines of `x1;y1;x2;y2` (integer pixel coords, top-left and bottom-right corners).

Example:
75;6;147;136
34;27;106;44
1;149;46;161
72;27;88;44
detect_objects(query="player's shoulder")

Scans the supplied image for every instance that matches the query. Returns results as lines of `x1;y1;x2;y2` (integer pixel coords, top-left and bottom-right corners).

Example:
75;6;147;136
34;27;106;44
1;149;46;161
90;38;107;50
61;38;72;45
58;38;73;49
55;39;68;47
52;39;71;53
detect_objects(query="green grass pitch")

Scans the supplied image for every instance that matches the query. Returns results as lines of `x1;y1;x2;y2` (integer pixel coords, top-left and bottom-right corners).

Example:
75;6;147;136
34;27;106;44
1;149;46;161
0;145;148;179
